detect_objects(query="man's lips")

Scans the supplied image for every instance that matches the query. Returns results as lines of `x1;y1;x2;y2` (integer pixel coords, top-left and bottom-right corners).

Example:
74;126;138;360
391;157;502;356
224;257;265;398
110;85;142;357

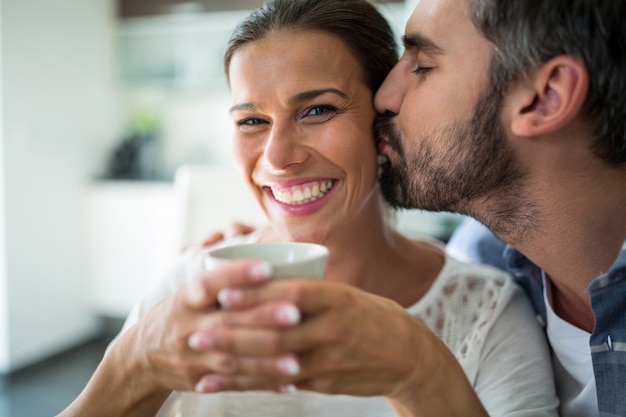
377;139;390;155
374;113;398;157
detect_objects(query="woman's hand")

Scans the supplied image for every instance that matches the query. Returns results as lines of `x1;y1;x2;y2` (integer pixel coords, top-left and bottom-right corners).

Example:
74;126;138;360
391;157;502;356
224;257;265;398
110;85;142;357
187;279;489;416
189;280;420;394
58;260;282;417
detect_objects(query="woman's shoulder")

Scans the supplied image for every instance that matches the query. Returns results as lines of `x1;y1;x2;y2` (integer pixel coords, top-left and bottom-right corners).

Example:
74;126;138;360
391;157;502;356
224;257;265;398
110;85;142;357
411;242;522;358
435;251;520;318
416;237;517;303
443;253;516;290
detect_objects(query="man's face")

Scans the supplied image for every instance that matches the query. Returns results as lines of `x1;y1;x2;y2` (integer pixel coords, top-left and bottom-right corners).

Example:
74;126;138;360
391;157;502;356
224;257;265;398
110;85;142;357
373;0;524;219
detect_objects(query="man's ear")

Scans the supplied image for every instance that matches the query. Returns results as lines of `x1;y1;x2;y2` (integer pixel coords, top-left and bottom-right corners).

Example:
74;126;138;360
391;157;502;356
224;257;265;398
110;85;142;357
510;56;589;137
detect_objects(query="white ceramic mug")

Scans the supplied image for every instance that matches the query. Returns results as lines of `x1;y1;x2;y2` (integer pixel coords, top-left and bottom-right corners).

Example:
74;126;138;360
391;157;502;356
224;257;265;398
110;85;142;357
204;242;329;279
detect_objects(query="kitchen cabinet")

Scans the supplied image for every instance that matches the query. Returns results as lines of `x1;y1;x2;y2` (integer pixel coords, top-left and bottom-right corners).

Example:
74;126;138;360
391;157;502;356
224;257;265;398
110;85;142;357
84;172;266;318
119;0;263;17
84;181;178;317
116;2;406;88
118;11;250;87
118;0;402;18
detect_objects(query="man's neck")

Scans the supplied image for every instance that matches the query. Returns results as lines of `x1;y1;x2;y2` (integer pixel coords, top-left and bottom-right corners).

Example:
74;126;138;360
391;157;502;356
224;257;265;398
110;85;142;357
523;229;622;332
547;275;595;332
484;167;626;333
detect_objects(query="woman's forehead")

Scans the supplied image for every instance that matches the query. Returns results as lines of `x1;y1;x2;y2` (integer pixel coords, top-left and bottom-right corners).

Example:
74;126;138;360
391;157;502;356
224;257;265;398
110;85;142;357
228;30;364;99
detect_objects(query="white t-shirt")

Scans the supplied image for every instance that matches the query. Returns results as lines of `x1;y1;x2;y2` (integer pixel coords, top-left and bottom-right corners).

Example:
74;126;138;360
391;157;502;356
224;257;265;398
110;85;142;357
119;238;558;417
543;274;598;417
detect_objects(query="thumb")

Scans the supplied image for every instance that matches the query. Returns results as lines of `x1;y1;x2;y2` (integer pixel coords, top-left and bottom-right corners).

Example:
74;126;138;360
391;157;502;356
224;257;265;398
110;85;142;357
201;232;225;248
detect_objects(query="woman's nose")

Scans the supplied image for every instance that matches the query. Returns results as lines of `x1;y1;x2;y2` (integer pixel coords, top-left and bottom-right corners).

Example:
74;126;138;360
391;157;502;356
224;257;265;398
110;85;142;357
262;123;310;170
374;63;405;115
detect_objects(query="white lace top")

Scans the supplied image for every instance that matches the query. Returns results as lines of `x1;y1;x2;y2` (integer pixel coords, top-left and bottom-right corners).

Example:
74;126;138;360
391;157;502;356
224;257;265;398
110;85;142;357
119;238;558;417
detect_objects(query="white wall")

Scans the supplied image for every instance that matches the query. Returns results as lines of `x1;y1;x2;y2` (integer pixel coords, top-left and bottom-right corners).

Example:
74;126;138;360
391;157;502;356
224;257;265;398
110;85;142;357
405;0;420;13
0;0;120;373
0;0;9;373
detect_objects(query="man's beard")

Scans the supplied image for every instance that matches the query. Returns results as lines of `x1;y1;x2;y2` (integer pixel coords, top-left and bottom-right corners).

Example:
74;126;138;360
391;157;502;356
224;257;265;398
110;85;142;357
375;87;535;235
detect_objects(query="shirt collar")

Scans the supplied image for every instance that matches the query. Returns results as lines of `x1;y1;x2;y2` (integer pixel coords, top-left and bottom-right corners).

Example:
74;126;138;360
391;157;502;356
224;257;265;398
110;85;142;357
588;242;626;291
503;241;626;292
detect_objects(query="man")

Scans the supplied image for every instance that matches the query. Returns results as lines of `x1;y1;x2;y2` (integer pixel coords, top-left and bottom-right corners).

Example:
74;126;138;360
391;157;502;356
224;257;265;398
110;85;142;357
374;0;626;415
183;0;622;415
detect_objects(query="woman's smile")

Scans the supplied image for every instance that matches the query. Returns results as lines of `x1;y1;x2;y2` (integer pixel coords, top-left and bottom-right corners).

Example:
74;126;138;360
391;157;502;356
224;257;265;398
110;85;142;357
263;178;338;217
269;179;335;205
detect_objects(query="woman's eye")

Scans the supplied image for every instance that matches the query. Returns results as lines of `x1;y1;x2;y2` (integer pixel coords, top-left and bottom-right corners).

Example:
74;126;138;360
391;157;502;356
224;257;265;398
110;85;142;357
305;105;337;117
238;117;266;127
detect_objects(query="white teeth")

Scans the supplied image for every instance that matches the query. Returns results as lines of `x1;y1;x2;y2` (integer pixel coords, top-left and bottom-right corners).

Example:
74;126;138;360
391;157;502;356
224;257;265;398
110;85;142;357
271;181;334;205
292;189;304;203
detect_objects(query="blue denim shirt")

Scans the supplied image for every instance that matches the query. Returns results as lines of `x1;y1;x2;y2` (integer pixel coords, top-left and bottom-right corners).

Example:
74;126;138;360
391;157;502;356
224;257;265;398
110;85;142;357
447;218;626;417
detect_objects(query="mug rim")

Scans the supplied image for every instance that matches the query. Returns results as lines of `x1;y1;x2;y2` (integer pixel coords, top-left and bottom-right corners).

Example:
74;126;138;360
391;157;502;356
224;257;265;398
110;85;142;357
206;241;329;266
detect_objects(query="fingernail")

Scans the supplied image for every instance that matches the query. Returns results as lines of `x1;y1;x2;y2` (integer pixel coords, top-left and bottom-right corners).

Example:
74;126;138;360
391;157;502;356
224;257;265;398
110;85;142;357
195;378;219;393
249;261;272;281
276;356;300;376
188;332;214;350
217;288;242;307
275;304;301;325
279;384;297;394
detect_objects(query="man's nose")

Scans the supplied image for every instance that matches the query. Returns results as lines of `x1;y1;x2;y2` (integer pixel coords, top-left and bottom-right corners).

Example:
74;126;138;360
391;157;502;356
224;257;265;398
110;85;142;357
374;63;405;115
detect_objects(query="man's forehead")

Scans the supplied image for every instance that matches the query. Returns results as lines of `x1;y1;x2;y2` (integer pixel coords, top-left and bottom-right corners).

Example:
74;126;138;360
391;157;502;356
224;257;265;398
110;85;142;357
405;0;473;40
404;0;486;55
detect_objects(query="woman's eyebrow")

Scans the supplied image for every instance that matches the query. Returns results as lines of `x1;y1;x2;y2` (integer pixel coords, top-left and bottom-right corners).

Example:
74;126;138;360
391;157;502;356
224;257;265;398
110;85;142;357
229;88;349;114
229;102;257;113
290;88;349;105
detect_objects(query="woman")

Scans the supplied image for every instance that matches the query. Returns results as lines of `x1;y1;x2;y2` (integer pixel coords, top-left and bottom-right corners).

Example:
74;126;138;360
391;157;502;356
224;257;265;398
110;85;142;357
59;0;557;416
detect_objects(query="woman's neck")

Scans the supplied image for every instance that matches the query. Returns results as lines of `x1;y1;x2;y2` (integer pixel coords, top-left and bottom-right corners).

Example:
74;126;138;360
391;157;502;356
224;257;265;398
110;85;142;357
318;206;445;307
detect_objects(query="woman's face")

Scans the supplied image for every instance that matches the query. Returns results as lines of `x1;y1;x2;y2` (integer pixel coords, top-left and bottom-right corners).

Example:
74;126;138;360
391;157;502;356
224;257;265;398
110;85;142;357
228;30;379;243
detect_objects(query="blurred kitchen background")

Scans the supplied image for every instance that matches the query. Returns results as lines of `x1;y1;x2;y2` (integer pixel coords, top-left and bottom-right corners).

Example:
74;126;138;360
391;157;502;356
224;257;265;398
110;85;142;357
0;0;462;415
